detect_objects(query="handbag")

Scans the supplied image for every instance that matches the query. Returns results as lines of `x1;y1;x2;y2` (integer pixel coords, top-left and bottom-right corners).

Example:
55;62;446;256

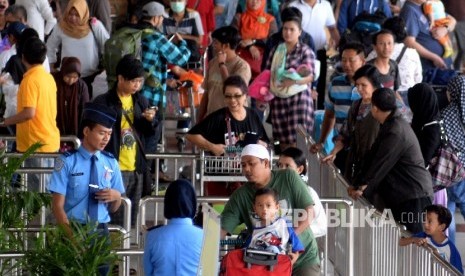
425;120;465;191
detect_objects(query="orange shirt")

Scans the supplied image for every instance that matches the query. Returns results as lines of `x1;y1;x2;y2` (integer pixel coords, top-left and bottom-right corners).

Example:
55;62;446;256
16;65;60;152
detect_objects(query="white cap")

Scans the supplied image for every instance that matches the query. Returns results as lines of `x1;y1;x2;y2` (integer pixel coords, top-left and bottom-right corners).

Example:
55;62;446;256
241;144;270;160
142;2;169;18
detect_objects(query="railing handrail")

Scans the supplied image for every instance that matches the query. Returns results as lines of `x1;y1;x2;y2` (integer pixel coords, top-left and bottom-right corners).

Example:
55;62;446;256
297;124;461;276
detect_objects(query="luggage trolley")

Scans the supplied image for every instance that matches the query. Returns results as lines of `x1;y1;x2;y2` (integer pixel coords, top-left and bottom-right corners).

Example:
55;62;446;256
162;47;208;153
199;147;246;196
199;147;275;196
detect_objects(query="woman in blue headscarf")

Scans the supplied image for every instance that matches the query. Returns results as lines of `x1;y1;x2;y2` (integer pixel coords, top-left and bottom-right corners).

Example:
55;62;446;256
143;179;204;275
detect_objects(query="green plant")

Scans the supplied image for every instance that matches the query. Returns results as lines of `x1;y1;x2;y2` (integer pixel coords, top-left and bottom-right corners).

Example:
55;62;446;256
0;143;51;273
0;143;51;233
22;221;119;276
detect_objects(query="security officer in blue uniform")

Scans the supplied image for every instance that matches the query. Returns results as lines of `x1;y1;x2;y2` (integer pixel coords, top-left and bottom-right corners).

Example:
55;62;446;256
49;102;125;230
49;103;125;275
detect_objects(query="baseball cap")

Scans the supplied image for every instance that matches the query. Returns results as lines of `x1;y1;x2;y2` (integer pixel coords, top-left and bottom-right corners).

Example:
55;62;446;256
241;144;270;160
142;1;168;18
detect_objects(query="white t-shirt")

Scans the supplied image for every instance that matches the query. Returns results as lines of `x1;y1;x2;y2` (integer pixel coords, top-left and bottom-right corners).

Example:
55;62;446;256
290;0;336;51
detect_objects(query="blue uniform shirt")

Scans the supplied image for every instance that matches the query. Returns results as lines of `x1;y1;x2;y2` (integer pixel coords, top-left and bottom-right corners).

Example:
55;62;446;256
48;146;125;224
144;218;204;276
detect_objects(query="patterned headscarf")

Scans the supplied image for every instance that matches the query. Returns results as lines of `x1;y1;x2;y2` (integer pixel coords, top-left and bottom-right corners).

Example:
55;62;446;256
59;0;90;39
441;75;465;163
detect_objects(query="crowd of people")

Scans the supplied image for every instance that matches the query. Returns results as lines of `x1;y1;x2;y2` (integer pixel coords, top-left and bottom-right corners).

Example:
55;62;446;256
1;0;465;274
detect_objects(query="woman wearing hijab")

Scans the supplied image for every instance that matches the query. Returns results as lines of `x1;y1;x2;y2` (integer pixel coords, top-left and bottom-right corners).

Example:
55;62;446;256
232;0;277;79
53;56;89;137
407;83;444;206
46;0;109;99
143;179;204;275
440;75;465;243
323;65;383;185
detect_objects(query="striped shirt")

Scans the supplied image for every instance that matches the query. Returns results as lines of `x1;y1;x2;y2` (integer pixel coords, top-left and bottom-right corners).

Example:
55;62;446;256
163;9;204;36
140;31;191;107
324;75;360;134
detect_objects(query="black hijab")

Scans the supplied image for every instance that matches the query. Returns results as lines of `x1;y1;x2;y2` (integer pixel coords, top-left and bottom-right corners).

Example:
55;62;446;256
164;179;197;219
408;83;440;134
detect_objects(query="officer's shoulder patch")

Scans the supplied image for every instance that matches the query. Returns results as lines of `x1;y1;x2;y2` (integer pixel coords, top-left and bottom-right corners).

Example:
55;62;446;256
101;151;115;159
54;157;64;171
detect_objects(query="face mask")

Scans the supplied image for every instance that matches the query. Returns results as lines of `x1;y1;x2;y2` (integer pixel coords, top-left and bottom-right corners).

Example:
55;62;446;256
170;2;185;13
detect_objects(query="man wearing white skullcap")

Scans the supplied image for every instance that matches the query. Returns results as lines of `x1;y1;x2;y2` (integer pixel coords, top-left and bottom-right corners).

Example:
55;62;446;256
221;144;321;275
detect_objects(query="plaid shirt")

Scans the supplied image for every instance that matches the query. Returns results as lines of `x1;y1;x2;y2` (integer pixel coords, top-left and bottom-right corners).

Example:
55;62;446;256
265;42;315;75
140;31;191;107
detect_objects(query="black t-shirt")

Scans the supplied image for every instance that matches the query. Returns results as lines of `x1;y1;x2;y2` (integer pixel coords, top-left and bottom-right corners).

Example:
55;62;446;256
188;107;269;146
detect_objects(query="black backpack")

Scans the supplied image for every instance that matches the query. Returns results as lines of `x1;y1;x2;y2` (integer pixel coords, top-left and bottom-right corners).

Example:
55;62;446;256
339;0;388;55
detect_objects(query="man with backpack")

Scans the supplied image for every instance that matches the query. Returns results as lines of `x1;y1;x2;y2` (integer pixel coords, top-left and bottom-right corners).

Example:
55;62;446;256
105;1;191;108
337;0;392;35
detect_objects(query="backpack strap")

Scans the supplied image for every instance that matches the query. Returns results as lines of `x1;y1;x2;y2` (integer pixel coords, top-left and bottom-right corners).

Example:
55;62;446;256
396;45;408;64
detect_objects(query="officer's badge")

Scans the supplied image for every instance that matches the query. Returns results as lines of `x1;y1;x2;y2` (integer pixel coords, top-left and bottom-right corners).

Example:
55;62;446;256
104;166;113;180
54;157;64;171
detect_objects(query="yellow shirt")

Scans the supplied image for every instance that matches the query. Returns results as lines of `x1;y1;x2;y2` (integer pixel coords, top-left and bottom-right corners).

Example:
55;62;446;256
16;65;60;152
118;95;137;171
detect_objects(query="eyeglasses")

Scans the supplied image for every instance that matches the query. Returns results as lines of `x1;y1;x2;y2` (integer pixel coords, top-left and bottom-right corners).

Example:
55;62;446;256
224;94;244;100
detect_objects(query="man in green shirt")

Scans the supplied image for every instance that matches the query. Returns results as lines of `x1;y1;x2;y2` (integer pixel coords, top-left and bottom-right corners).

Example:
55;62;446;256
221;144;320;275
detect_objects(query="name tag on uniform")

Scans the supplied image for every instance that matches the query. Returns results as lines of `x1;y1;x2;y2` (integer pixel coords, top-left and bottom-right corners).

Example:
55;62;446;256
71;172;84;176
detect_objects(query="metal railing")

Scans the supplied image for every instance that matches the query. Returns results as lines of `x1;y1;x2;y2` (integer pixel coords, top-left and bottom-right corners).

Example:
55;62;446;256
0;135;81;151
1;129;462;275
296;124;462;276
136;195;228;246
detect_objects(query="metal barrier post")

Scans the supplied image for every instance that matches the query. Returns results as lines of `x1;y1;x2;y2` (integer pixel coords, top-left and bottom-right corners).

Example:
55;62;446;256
120;197;132;235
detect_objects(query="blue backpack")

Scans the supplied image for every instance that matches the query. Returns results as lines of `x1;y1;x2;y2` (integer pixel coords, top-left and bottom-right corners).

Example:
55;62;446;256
339;0;387;55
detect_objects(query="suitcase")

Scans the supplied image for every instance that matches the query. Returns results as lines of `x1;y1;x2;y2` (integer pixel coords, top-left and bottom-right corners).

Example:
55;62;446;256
219;248;292;276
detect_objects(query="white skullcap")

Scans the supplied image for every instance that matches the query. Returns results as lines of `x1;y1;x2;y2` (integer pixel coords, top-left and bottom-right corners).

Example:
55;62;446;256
241;144;270;160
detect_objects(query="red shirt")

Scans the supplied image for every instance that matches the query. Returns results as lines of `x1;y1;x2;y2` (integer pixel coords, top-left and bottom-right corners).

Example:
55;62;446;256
187;0;215;47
